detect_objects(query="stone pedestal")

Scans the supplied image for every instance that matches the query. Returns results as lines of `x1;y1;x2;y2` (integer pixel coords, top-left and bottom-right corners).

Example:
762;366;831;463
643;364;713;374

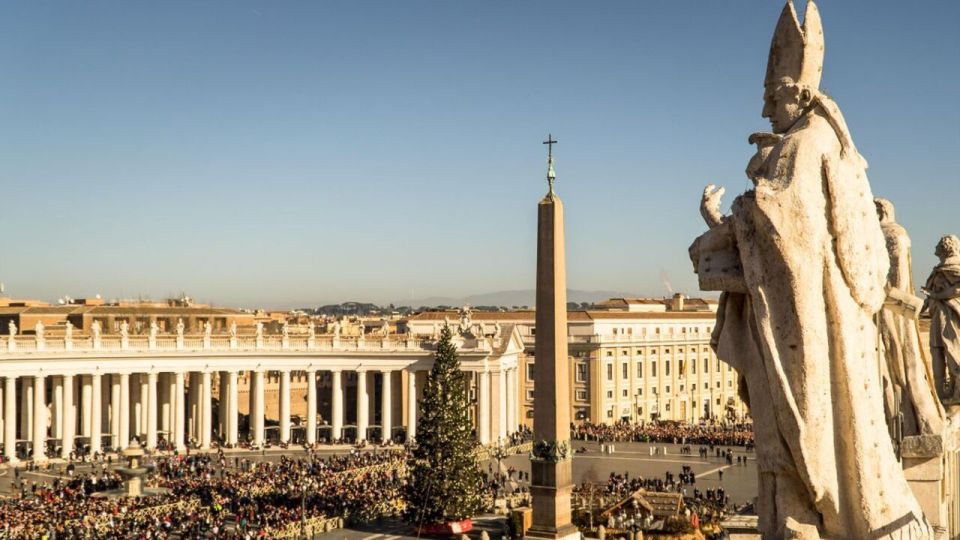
902;421;960;539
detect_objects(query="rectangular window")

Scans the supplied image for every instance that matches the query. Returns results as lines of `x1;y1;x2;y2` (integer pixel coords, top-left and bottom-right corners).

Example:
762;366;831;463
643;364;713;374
606;350;613;357
692;360;697;374
637;362;643;378
665;385;671;394
665;360;671;377
704;358;709;373
607;409;614;418
576;363;588;383
606;363;613;381
622;363;628;379
575;389;588;401
622;389;628;397
527;363;536;381
606;390;613;399
526;389;535;401
717;359;721;373
652;361;658;378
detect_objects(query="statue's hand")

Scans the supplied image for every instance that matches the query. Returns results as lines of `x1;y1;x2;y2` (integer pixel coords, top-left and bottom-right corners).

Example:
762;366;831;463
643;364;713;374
700;184;726;229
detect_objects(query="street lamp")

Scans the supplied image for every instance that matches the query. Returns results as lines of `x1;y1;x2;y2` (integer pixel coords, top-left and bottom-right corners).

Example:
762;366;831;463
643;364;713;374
492;441;509;499
300;477;319;540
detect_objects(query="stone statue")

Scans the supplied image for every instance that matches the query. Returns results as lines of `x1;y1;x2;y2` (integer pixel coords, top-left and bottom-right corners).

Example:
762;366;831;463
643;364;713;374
331;319;341;338
473;323;485;338
922;234;960;404
120;321;129;339
282;321;289;338
229;321;237;338
8;321;16;336
35;321;44;340
458;306;472;335
689;2;930;537
381;320;390;337
358;322;366;337
255;321;264;339
175;318;185;338
91;320;101;340
493;322;502;339
65;321;73;341
308;323;315;338
874;198;943;437
204;321;212;338
149;321;158;339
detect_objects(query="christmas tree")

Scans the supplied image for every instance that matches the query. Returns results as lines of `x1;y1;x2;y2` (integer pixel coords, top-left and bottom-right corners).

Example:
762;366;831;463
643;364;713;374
403;324;485;526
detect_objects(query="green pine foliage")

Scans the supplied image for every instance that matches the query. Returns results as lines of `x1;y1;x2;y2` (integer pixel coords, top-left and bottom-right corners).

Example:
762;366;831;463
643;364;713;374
403;325;485;525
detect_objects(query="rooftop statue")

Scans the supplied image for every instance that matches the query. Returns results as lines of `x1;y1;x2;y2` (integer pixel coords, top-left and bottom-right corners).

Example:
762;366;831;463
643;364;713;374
875;198;944;438
690;1;931;537
922;234;960;404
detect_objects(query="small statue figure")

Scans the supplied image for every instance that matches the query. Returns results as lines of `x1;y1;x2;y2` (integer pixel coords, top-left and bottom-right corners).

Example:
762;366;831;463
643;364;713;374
381;320;390;337
282;321;289;338
255;321;264;339
458;305;472;335
119;320;129;339
8;321;16;336
91;320;101;340
65;321;73;341
175;318;185;338
474;323;485;338
35;321;45;340
149;321;158;339
308;323;315;338
331;319;341;338
358;322;366;337
204;321;213;338
230;321;238;338
922;234;960;404
493;322;502;339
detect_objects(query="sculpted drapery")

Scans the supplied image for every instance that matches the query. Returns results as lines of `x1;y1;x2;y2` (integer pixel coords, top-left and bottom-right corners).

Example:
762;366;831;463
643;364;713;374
924;236;960;402
692;1;931;538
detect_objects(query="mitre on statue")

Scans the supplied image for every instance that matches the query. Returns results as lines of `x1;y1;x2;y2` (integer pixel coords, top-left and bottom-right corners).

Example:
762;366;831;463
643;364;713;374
766;0;824;89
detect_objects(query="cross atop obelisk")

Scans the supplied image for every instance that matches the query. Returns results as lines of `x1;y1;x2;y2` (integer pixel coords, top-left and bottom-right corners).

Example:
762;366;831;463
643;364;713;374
543;134;557;195
528;134;578;540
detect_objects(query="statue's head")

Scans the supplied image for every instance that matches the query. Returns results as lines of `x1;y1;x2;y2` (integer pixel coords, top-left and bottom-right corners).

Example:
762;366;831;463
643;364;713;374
764;1;824;133
935;235;960;261
874;198;896;224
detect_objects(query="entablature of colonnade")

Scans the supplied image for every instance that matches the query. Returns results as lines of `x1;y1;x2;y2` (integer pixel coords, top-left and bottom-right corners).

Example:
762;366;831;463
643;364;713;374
0;328;525;377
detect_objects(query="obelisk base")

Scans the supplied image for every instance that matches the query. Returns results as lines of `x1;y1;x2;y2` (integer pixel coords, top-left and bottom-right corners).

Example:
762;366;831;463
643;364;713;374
527;459;579;540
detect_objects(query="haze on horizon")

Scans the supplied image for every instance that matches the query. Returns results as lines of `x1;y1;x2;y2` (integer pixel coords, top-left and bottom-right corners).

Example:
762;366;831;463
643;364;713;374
1;1;956;309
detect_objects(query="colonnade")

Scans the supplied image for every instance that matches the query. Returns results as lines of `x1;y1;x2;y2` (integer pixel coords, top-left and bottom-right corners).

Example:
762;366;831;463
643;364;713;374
0;364;521;462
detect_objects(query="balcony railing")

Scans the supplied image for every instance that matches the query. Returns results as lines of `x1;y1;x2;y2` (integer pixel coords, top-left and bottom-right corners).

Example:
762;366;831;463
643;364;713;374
0;333;494;356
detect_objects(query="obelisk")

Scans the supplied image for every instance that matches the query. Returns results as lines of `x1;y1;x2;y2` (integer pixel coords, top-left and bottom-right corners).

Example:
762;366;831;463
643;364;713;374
528;135;578;540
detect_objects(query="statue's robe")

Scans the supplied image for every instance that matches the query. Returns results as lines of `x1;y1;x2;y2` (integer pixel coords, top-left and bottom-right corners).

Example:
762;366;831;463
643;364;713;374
925;256;960;399
878;223;943;437
713;108;930;539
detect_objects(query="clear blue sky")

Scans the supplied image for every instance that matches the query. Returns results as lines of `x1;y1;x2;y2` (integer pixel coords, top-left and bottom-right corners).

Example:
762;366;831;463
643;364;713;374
0;1;957;308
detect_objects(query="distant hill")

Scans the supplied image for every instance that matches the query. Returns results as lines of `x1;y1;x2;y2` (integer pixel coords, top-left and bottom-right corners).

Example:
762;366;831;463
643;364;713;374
391;289;640;310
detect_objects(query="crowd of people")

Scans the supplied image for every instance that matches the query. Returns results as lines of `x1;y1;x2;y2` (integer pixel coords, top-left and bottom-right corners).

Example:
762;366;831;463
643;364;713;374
0;448;410;539
572;421;754;448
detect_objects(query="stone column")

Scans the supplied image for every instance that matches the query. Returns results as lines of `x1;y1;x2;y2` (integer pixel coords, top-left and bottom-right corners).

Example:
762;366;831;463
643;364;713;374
4;377;17;462
506;367;517;435
139;374;149;440
528;176;577;540
218;371;227;438
166;374;177;442
52;377;63;440
252;370;265;446
81;376;92;438
146;372;158;450
61;374;75;459
279;370;291;443
227;371;239;445
498;370;508;441
90;374;102;454
119;373;130;449
306;370;317;444
478;370;491;444
159;373;171;438
188;373;198;441
201;371;212;449
406;370;417;442
356;370;368;442
381;370;392;443
110;375;121;449
331;370;343;442
174;372;186;450
33;375;46;461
